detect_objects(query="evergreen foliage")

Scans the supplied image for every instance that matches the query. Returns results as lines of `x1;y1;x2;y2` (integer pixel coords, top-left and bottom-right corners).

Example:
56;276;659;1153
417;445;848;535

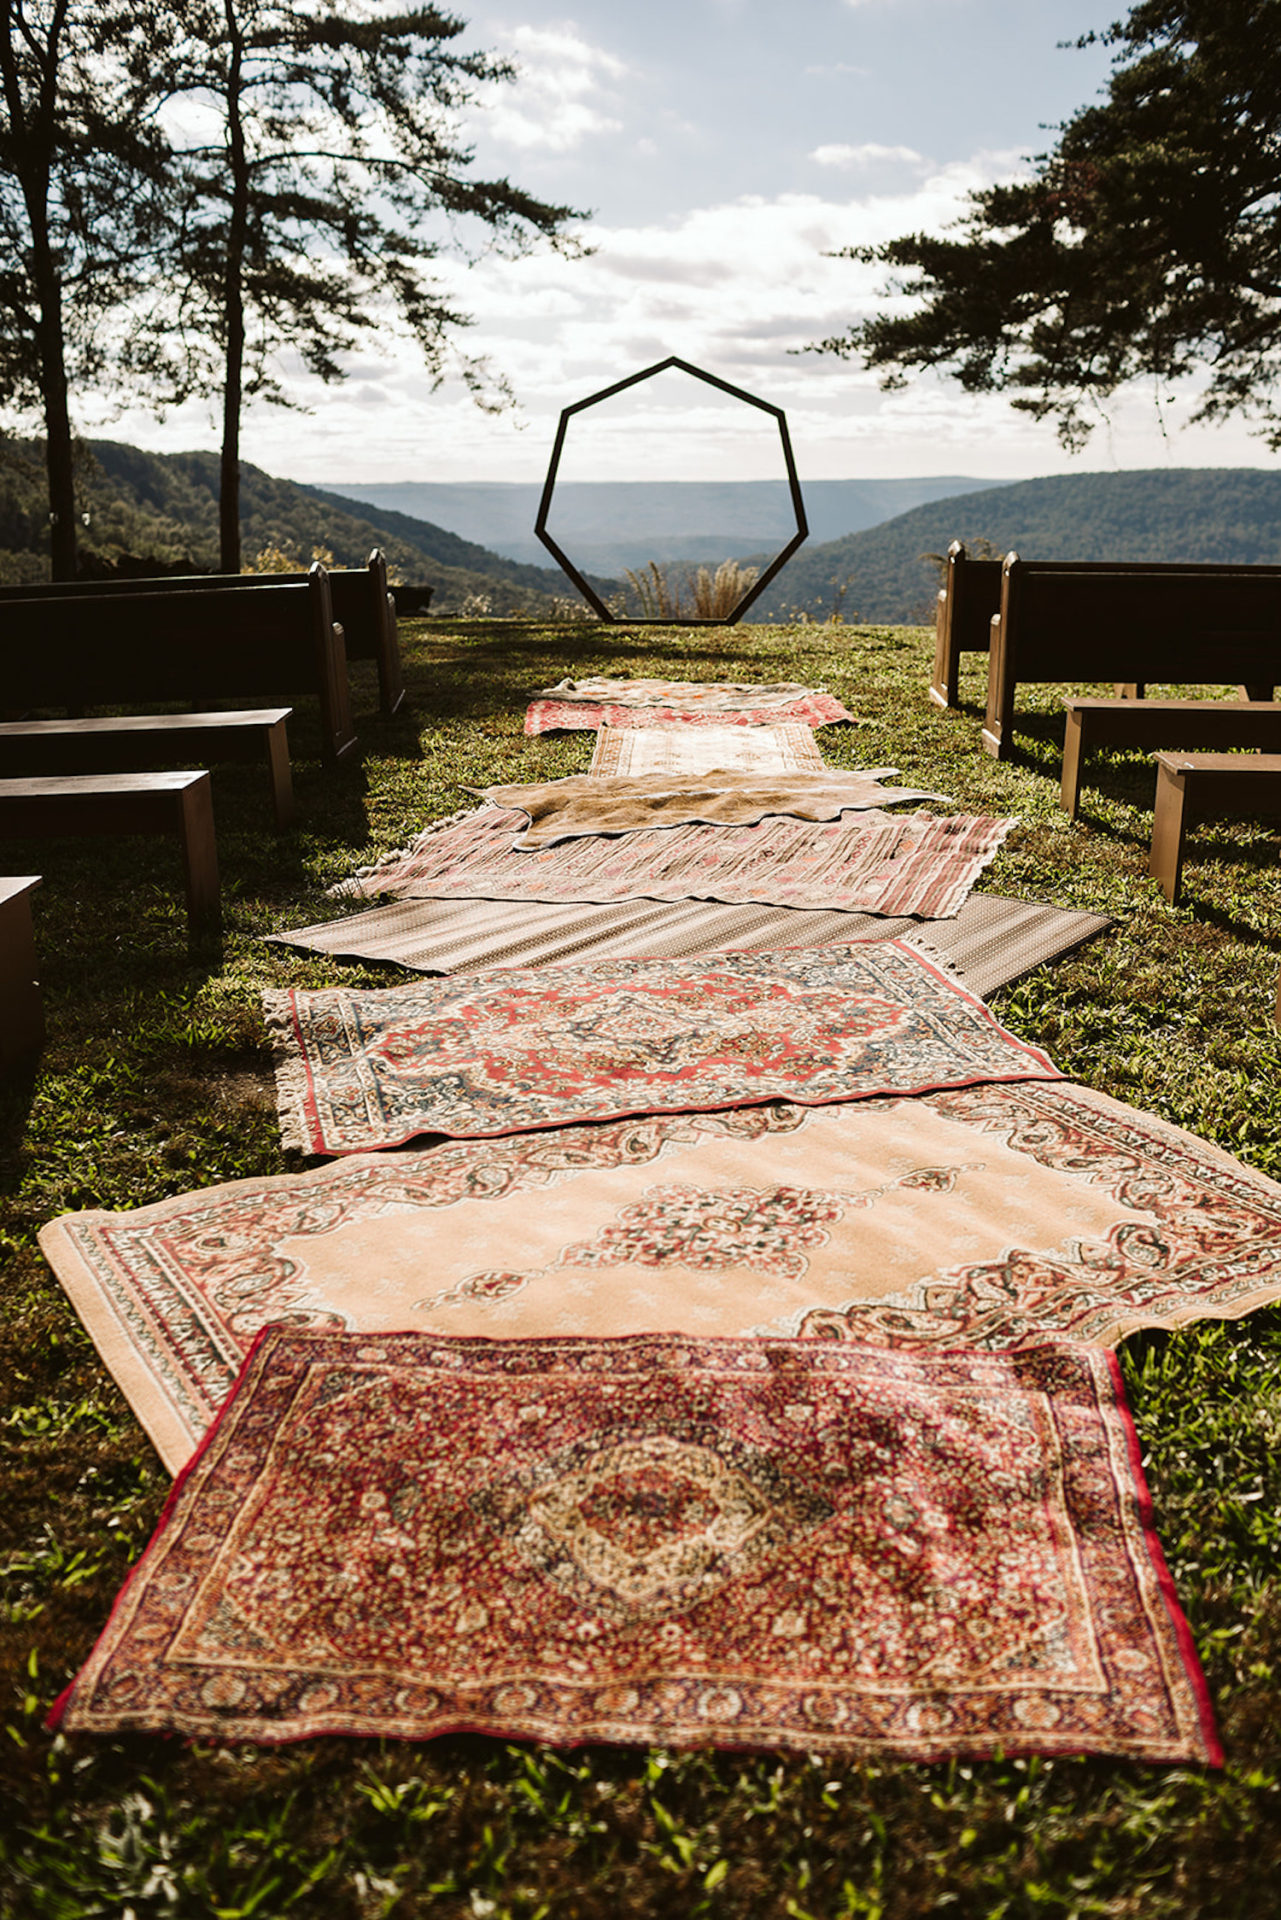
810;0;1281;452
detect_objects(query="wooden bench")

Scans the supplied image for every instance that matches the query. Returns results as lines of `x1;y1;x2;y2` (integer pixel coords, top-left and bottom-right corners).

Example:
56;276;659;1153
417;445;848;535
1148;751;1281;902
0;709;295;830
0;875;43;1066
931;543;1005;708
1060;697;1281;817
0;552;401;721
983;556;1281;759
0;772;220;949
0;551;403;720
0;564;355;764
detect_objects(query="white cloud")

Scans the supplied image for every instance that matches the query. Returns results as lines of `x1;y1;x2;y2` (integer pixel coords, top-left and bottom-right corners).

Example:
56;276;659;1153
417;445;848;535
474;22;628;153
94;147;1273;485
811;143;925;168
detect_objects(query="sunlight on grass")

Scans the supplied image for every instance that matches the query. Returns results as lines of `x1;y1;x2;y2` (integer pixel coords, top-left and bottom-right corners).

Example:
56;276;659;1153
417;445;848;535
0;617;1279;1916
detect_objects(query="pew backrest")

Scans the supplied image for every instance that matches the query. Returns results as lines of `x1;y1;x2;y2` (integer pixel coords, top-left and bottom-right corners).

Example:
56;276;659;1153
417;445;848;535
0;549;402;718
931;542;1005;707
0;564;356;762
983;555;1281;757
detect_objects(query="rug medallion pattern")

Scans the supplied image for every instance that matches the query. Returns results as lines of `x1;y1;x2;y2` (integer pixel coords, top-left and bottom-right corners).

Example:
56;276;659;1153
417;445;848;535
50;1330;1220;1761
265;942;1060;1153
41;1084;1281;1474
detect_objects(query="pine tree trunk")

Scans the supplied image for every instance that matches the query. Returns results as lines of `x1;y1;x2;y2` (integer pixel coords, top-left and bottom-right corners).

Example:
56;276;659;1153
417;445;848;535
35;272;77;582
2;0;78;580
218;0;247;574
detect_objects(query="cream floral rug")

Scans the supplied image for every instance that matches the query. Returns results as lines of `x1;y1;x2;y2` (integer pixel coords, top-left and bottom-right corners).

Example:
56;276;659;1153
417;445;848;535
41;1081;1281;1474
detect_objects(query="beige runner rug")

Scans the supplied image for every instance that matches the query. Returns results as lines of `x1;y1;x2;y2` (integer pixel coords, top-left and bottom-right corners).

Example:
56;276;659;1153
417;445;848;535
267;892;1112;999
41;1080;1281;1474
590;724;826;775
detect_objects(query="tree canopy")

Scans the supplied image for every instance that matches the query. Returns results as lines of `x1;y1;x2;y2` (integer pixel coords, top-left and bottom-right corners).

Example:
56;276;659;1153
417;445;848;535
809;0;1281;451
112;0;587;570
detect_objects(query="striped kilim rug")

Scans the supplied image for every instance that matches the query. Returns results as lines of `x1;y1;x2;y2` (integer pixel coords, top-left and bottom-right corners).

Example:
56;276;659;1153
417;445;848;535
272;892;1109;1000
49;1326;1220;1762
334;806;1014;919
590;724;826;775
41;1080;1281;1476
264;940;1060;1154
270;890;1113;998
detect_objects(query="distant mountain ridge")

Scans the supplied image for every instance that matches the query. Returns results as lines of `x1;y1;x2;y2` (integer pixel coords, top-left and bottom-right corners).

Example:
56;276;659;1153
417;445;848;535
318;477;1005;573
0;438;577;611
747;468;1281;623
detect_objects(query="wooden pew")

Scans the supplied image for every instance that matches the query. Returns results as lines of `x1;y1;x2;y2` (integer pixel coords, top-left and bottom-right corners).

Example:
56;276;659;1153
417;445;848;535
0;551;401;719
0;564;356;764
984;556;1281;759
1148;751;1281;902
0;772;220;950
0;709;296;830
930;542;1004;708
1060;696;1281;817
0;875;43;1066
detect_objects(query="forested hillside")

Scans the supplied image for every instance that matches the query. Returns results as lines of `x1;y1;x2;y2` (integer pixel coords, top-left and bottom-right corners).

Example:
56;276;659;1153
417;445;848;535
749;468;1281;622
0;439;579;612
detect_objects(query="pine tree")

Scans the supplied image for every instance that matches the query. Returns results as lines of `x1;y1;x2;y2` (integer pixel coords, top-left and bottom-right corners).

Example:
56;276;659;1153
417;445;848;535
0;1;166;577
809;0;1281;452
113;0;587;571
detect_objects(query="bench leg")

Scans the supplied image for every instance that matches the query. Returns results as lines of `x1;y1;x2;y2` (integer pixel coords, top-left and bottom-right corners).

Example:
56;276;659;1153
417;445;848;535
929;592;955;708
175;778;221;949
1242;683;1275;703
1060;709;1086;817
1149;759;1190;904
0;887;44;1065
264;718;296;831
1115;683;1146;700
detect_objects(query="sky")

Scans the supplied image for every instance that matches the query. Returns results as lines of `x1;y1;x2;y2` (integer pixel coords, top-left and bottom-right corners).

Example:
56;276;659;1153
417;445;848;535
94;0;1281;488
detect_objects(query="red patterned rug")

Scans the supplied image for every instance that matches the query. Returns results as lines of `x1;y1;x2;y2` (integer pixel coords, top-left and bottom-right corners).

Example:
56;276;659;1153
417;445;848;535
264;941;1059;1154
50;1329;1220;1762
338;805;1014;920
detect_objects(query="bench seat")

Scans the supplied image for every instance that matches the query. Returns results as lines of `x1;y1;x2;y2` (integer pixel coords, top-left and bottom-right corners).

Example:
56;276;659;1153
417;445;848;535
0;874;43;1065
0;772;220;950
1149;751;1281;902
0;709;295;830
1060;697;1281;816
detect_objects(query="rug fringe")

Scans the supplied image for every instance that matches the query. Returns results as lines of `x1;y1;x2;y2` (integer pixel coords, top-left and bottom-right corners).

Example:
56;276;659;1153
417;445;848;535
261;990;318;1154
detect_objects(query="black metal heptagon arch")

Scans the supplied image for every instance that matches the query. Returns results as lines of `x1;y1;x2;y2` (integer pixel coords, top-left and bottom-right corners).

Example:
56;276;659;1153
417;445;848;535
534;355;808;624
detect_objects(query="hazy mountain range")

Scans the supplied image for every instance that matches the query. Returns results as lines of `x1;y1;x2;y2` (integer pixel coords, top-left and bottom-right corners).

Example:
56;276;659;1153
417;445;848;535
5;441;1281;624
747;468;1281;623
315;477;1003;575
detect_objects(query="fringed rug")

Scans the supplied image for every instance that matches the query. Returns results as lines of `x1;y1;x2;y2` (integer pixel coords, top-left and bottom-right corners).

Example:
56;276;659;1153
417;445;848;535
264;941;1060;1154
531;676;825;711
526;695;855;735
41;1082;1281;1474
49;1327;1220;1763
590;724;826;776
268;892;1113;1000
471;771;948;850
335;805;1015;920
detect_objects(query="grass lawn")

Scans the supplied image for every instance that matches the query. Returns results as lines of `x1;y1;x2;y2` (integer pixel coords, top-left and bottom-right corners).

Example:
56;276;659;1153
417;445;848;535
2;615;1281;1918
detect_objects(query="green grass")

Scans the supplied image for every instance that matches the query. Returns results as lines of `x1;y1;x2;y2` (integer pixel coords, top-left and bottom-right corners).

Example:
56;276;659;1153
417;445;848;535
2;617;1280;1918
